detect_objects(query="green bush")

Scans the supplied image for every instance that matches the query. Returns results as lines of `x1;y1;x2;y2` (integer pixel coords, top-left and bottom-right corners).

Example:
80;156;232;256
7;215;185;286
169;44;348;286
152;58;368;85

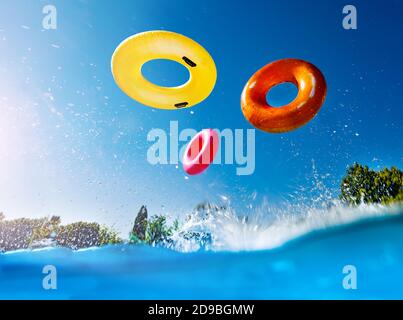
145;215;172;245
340;163;403;205
129;214;178;246
56;222;123;249
0;217;50;252
99;225;123;246
0;215;122;252
31;215;61;243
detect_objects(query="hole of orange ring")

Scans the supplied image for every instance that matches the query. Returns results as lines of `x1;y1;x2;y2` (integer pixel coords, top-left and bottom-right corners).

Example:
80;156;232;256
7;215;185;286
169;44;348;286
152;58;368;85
266;82;298;108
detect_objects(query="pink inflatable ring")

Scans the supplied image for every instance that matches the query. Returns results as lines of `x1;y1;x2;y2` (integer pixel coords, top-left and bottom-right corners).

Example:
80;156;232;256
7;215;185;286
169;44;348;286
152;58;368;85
182;129;219;175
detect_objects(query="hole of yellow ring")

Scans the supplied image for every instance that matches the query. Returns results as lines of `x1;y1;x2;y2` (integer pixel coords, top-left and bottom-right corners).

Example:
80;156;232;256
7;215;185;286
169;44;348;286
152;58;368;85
266;82;299;108
141;59;190;88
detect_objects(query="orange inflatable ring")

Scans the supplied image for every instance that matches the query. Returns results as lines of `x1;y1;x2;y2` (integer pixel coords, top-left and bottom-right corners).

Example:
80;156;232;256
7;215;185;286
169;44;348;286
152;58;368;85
241;58;326;133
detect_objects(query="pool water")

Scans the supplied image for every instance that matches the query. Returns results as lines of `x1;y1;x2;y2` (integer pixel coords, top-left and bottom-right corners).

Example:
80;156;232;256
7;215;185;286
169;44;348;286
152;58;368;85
1;205;402;299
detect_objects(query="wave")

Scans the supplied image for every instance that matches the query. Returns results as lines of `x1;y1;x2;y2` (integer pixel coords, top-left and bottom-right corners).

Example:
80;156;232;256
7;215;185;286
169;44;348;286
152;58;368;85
169;201;403;253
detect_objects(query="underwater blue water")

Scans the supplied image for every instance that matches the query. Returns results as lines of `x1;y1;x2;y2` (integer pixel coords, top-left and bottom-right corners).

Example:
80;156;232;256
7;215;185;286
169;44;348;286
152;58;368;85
1;208;402;300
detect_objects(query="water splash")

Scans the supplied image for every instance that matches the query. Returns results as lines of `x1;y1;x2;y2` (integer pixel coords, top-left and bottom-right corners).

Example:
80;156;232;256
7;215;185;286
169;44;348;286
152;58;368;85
169;200;402;252
167;162;402;253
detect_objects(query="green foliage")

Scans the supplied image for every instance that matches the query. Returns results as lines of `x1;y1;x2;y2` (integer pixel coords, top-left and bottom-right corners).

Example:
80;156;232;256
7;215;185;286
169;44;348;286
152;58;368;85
31;215;61;243
56;222;100;249
340;163;403;205
145;215;172;245
0;216;50;251
0;215;122;252
129;215;177;246
128;233;142;244
99;225;123;245
131;205;147;241
172;218;180;232
56;221;123;249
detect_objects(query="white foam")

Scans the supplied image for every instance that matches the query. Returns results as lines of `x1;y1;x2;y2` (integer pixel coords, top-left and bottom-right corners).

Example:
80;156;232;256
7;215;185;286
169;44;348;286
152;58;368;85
170;201;402;253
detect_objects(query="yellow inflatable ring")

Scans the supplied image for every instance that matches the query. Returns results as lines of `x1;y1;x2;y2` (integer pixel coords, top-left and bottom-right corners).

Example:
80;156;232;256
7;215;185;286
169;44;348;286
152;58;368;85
111;30;217;110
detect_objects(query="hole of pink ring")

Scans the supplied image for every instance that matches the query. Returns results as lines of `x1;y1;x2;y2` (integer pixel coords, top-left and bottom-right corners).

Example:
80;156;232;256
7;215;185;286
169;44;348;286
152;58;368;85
186;134;205;161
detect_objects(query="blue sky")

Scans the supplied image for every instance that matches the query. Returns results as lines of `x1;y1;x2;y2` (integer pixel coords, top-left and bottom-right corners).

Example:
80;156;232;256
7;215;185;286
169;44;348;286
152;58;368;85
0;0;402;234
